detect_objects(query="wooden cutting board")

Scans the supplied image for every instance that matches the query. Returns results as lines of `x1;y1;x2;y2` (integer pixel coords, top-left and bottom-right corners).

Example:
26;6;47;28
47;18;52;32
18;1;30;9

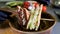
0;28;15;34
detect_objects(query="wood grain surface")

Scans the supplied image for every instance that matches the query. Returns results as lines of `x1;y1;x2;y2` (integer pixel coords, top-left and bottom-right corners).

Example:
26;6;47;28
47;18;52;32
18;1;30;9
0;28;14;34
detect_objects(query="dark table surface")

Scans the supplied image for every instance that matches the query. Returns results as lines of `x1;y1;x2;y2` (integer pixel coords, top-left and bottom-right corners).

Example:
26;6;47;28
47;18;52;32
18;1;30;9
47;6;60;34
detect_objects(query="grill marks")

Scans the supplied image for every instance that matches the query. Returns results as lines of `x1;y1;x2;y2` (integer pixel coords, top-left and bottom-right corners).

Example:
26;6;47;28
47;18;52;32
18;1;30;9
17;6;30;26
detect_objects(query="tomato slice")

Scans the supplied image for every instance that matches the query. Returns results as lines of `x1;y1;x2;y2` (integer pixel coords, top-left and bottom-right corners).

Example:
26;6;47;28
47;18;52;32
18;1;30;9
23;2;30;9
33;2;39;8
42;6;47;12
